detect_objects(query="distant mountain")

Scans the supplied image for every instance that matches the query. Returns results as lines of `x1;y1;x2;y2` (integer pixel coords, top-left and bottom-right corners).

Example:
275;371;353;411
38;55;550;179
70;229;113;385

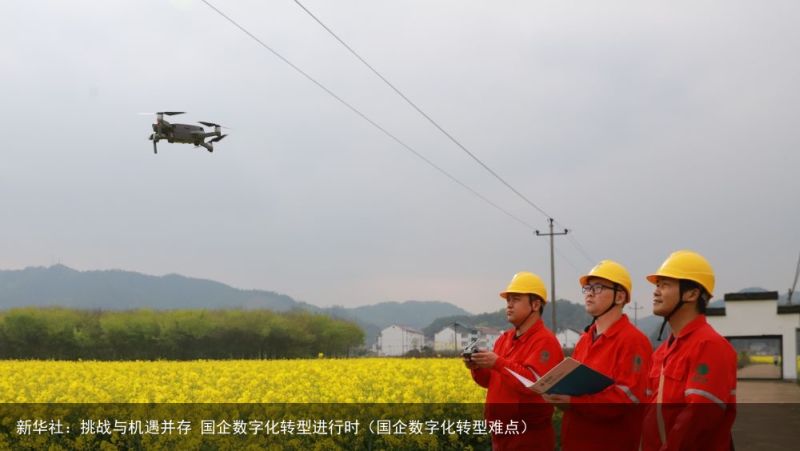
422;311;506;337
635;315;667;346
0;265;472;348
737;286;769;293
541;300;593;333
0;265;312;311
6;265;787;349
337;301;470;330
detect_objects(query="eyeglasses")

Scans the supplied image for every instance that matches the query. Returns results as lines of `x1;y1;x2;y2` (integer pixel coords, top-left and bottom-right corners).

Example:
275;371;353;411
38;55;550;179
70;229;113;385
581;284;616;295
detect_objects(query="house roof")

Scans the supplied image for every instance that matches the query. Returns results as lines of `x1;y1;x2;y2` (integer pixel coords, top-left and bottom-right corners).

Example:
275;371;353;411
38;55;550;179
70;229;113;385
386;324;424;334
476;326;503;335
724;291;779;301
706;291;800;315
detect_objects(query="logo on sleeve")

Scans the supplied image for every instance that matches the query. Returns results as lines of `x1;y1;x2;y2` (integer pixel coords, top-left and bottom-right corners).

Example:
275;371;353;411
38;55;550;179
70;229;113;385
692;363;710;383
633;355;643;373
540;350;550;363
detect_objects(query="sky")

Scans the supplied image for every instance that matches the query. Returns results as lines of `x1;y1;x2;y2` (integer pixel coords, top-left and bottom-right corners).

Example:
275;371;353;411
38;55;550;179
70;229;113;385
2;0;798;315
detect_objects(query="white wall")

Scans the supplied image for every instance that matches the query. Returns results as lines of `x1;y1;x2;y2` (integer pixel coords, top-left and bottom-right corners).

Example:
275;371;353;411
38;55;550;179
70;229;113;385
433;327;502;352
557;329;582;349
481;332;501;350
433;326;467;352
378;325;424;356
708;300;800;380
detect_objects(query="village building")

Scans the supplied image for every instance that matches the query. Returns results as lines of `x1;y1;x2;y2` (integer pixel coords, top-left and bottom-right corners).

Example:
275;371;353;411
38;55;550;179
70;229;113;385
376;325;425;356
433;324;503;353
707;291;799;381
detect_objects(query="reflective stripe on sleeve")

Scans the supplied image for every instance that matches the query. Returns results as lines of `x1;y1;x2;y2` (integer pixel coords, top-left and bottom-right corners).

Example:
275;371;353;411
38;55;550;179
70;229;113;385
615;384;640;404
684;389;726;409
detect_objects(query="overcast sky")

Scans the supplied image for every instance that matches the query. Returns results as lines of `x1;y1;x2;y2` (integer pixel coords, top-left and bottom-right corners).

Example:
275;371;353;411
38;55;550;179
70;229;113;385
2;0;798;314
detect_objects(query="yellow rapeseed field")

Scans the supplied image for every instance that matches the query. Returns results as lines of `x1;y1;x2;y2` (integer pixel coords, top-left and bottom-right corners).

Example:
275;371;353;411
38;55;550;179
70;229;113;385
747;355;800;372
0;358;487;404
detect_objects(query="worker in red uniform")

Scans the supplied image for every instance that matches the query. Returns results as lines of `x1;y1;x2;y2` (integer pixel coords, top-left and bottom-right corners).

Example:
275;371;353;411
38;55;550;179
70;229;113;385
465;271;564;450
542;259;652;450
641;250;737;451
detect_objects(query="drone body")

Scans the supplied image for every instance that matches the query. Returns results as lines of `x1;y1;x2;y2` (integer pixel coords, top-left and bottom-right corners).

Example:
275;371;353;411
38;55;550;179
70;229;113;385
148;112;227;153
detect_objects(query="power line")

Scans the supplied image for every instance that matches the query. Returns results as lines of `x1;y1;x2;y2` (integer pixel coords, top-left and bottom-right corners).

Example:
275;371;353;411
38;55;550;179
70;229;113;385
198;0;536;230
293;0;552;219
565;233;596;264
202;0;599;271
292;0;597;266
555;246;582;275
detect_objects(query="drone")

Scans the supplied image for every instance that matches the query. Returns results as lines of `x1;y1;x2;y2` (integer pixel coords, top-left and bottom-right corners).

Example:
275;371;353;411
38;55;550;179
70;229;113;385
147;112;227;154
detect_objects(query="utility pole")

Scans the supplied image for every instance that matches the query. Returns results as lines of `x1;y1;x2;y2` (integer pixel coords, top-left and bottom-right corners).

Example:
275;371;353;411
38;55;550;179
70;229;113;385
535;218;569;332
627;300;644;326
789;251;800;305
452;322;458;353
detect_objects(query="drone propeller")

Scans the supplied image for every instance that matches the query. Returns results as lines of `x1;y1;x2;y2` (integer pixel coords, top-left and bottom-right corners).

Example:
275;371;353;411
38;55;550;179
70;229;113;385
137;112;185;116
198;121;232;130
209;134;227;143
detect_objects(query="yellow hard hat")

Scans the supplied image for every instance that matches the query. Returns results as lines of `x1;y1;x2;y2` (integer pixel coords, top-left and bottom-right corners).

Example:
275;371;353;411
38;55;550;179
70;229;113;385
579;260;632;300
646;250;715;296
500;271;547;303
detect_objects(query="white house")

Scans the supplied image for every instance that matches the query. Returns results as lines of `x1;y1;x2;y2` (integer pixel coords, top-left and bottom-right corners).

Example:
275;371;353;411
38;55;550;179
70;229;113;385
377;325;425;356
475;326;502;350
433;325;502;352
706;291;799;381
433;325;472;352
556;328;582;349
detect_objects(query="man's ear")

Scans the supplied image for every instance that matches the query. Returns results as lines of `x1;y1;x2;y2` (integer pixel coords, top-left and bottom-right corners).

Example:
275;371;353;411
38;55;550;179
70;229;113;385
615;290;627;306
682;287;700;304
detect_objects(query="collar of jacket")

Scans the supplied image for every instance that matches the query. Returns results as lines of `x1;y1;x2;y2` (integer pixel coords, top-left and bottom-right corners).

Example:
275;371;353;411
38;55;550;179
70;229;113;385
668;314;708;344
513;317;544;341
585;313;632;341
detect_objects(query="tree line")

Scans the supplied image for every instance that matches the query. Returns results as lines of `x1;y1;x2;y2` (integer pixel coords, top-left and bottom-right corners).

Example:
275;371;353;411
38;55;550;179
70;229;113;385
0;307;364;360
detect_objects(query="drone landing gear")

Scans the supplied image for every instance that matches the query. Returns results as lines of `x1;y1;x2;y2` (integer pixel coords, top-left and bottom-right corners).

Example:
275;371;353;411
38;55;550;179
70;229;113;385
149;134;158;154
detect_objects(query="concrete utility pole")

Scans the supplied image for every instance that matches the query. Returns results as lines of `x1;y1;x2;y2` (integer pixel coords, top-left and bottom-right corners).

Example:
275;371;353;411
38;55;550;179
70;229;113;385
627;300;644;326
535;218;568;332
788;251;800;305
452;322;459;353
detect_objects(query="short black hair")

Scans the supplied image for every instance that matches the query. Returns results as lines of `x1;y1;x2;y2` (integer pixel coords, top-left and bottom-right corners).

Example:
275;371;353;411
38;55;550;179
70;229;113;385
680;280;709;313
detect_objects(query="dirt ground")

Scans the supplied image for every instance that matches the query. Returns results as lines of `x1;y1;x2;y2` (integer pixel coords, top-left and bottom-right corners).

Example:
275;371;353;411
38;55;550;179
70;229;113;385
737;379;800;403
737;363;782;379
733;380;800;450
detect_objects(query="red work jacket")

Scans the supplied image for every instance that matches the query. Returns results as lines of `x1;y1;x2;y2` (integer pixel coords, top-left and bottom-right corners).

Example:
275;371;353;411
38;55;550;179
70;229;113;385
560;314;652;451
471;318;563;451
641;315;737;451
